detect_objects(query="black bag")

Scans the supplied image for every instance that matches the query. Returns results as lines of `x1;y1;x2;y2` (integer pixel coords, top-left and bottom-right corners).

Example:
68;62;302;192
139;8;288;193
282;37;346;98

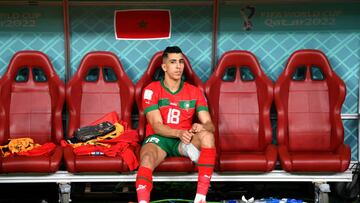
334;163;360;201
71;121;116;143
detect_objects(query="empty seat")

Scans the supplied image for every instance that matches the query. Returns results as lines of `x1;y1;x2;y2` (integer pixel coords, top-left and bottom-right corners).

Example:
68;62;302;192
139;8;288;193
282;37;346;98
206;50;276;172
0;50;64;173
135;51;203;172
275;49;350;172
64;51;136;173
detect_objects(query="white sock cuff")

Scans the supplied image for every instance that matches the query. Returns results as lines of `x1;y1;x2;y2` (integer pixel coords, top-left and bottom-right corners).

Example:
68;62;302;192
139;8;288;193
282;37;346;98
194;193;206;203
180;142;200;163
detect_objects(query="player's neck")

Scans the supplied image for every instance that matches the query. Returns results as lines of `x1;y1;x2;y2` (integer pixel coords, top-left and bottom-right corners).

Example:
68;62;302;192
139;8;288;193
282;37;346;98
163;77;181;93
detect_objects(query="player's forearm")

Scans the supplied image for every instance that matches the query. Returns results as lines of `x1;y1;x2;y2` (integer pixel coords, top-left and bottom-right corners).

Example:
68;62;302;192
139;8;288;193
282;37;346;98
152;122;181;138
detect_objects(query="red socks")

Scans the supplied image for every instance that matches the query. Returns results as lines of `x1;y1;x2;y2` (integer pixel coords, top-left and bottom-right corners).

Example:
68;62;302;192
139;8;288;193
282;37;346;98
136;166;153;202
196;147;216;195
136;148;215;201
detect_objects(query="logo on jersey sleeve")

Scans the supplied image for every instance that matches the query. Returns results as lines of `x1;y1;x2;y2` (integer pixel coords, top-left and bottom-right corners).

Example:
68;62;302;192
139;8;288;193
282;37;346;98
144;89;153;101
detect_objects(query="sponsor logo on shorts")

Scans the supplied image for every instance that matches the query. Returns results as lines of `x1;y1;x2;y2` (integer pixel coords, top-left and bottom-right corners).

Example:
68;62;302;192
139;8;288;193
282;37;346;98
146;137;160;144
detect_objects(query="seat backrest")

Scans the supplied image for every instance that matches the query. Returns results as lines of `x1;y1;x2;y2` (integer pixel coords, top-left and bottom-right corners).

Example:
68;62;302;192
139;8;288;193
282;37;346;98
275;49;346;152
206;50;273;152
66;51;135;137
0;50;65;144
135;51;203;140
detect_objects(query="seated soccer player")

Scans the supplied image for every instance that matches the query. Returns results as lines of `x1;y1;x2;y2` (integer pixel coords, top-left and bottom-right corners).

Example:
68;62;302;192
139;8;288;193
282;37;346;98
136;46;216;203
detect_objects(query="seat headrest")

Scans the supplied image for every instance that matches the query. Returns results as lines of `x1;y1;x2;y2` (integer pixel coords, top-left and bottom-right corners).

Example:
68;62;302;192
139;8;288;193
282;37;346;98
76;51;126;81
5;50;58;81
214;50;265;81
152;67;164;81
284;49;334;80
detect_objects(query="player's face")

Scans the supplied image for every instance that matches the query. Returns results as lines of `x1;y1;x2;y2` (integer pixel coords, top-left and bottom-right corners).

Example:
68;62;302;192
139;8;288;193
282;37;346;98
162;53;185;81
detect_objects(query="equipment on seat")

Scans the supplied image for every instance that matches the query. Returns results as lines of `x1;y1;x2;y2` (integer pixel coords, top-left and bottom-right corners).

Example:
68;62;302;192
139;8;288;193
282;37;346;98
205;50;277;172
274;49;350;172
0;50;64;173
64;51;136;173
71;121;116;143
135;51;203;172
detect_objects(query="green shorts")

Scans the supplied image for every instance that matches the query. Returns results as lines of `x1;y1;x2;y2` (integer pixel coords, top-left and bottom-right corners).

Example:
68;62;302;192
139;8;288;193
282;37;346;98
143;134;181;157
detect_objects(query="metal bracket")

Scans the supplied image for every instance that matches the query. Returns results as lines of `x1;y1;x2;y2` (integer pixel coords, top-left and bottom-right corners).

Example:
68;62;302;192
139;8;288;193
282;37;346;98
58;182;71;203
314;182;330;203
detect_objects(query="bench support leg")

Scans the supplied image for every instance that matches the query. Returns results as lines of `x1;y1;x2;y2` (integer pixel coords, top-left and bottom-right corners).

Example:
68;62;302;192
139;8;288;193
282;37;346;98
58;182;71;203
314;182;330;203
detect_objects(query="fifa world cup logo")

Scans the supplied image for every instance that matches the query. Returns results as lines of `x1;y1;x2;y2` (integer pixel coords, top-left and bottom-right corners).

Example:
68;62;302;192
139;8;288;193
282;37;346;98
240;5;256;31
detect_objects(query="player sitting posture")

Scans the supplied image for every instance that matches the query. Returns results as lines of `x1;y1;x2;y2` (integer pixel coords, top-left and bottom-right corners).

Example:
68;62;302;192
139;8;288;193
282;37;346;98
136;46;216;203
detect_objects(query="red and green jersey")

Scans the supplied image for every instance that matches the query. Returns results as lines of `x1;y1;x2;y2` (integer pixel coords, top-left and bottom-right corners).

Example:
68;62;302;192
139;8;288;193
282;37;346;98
142;80;208;137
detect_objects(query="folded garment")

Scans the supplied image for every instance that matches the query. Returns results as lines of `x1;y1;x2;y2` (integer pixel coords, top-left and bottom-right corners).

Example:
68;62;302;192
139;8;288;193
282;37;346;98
0;138;56;157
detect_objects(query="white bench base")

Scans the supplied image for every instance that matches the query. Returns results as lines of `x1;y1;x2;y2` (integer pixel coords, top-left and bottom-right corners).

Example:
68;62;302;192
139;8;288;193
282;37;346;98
0;170;353;203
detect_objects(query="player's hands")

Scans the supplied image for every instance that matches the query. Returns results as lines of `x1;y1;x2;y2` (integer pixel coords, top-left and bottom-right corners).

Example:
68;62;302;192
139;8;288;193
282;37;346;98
190;123;204;133
177;130;194;144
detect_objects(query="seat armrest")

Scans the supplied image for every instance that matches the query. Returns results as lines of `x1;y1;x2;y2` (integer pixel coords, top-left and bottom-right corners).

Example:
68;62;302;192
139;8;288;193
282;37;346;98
336;144;351;172
49;146;63;172
278;145;292;171
265;144;277;171
64;146;76;173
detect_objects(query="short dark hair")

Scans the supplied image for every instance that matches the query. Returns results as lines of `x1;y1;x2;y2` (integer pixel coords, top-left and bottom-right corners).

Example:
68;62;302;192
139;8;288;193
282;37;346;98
162;46;183;59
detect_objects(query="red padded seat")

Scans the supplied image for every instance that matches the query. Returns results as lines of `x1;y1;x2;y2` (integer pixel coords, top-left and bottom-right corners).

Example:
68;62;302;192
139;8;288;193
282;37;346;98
275;49;350;172
64;51;135;173
135;51;203;172
0;50;64;173
206;50;276;172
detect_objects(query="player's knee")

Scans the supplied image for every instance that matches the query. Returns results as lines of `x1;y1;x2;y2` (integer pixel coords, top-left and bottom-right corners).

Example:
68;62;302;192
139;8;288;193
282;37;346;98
140;151;157;168
199;130;214;147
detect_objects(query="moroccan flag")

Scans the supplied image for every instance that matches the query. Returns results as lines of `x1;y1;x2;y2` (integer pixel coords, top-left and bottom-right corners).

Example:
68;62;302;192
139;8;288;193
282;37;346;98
114;9;171;40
